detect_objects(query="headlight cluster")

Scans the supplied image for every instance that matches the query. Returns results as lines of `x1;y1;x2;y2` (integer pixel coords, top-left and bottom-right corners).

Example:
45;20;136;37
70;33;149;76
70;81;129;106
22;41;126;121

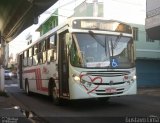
73;75;80;81
72;74;92;88
124;75;136;84
133;75;137;80
130;75;136;83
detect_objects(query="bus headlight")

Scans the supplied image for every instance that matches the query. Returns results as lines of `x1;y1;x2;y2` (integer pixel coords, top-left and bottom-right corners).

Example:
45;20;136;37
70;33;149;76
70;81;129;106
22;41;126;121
133;75;136;80
130;75;136;83
72;74;92;88
73;75;80;81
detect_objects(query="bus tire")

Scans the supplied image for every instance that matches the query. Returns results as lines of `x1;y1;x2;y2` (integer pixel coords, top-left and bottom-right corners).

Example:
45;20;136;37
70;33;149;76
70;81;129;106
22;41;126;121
25;79;30;96
48;78;61;105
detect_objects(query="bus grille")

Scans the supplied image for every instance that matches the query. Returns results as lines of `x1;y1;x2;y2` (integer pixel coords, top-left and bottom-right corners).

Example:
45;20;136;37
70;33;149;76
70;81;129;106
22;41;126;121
95;88;124;95
86;71;130;77
94;81;126;85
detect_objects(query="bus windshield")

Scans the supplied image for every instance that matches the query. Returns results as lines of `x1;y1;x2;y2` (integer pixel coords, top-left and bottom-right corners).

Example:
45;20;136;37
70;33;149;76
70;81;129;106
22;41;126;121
70;33;135;69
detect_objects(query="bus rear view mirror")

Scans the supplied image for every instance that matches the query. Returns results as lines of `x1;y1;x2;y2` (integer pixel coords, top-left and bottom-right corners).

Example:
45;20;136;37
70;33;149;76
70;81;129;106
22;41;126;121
66;33;72;46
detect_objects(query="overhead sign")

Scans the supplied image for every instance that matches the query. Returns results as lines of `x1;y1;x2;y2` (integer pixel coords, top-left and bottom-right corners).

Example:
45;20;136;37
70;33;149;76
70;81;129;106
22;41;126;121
72;19;132;34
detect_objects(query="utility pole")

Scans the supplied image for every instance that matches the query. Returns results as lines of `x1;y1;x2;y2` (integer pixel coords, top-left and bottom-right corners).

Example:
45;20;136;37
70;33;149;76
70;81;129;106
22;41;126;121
0;31;5;91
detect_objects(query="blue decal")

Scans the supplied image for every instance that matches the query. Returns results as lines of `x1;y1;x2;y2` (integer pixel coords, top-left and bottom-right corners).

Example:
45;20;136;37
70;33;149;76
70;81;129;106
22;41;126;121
111;58;118;68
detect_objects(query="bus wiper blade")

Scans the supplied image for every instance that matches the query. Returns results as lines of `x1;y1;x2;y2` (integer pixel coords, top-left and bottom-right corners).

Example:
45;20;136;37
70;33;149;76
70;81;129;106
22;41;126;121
113;33;122;49
88;30;105;47
89;30;109;60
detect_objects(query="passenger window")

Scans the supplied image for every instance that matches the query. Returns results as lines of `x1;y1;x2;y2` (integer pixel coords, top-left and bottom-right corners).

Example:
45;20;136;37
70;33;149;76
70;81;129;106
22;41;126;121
38;43;43;64
41;40;47;63
28;48;32;66
41;40;46;51
50;35;55;49
34;44;38;55
33;44;38;65
23;50;28;67
29;48;32;57
47;35;57;62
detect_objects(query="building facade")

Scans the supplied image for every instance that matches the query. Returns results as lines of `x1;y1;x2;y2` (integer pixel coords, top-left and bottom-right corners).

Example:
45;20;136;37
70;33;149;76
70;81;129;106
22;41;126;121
131;23;160;59
146;0;160;40
131;23;160;87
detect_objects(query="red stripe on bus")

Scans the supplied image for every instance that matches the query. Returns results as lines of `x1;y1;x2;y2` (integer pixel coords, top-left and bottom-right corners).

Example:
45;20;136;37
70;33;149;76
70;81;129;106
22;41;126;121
23;68;48;92
38;68;48;92
37;68;41;90
24;69;39;90
35;69;40;90
38;68;42;89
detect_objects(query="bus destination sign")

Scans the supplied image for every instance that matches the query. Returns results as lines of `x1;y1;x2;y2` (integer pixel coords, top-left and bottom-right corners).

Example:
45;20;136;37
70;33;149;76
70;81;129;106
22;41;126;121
72;19;132;34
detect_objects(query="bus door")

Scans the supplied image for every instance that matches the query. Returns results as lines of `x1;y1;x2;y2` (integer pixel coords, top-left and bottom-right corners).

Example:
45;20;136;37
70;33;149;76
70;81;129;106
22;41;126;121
18;54;23;89
58;30;69;98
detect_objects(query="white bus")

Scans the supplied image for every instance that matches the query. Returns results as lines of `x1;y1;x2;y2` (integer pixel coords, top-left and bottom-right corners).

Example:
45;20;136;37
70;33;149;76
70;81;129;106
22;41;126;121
18;17;137;105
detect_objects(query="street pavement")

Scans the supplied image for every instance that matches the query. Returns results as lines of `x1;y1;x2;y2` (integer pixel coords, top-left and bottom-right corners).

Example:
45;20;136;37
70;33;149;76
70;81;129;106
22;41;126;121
1;78;160;123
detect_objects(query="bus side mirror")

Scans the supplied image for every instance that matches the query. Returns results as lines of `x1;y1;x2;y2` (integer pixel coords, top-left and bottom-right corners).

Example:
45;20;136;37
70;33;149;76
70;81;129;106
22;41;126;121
66;33;72;46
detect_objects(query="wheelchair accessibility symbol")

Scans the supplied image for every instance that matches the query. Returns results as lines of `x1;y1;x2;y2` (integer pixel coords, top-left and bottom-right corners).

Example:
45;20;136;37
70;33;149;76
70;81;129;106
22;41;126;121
111;58;118;68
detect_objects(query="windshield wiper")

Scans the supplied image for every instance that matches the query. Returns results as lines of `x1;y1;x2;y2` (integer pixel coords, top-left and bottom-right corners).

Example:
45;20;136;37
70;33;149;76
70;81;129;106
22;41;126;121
88;30;105;47
110;33;123;57
89;30;109;58
113;33;122;49
104;35;109;58
110;38;114;57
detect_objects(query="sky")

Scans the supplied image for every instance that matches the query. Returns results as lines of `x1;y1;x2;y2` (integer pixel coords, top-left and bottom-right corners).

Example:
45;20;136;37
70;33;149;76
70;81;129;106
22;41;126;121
103;0;146;24
9;0;146;61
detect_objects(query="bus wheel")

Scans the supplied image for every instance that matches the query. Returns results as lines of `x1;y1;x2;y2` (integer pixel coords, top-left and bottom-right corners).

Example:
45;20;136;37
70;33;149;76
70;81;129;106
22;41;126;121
48;79;60;105
25;79;30;96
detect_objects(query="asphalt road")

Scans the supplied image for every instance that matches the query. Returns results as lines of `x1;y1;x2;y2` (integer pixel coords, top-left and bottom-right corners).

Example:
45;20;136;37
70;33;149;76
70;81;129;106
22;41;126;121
4;79;160;123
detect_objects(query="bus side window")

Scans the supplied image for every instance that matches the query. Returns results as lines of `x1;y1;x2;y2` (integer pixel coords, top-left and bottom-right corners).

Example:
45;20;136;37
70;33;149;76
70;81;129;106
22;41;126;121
38;42;43;64
47;35;56;62
28;47;33;66
33;44;38;65
23;50;28;67
42;40;47;63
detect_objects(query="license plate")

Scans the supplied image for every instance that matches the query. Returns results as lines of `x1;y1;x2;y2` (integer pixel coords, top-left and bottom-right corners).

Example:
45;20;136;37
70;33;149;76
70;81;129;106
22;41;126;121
105;88;117;93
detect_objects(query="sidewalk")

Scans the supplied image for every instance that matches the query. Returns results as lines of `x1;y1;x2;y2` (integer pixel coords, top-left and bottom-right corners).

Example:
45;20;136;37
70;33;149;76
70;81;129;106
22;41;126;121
0;92;31;123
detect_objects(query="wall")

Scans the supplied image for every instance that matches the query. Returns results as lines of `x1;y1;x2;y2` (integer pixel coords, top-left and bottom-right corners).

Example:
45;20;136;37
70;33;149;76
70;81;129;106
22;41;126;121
131;23;160;87
130;23;160;59
136;59;160;87
146;0;160;39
